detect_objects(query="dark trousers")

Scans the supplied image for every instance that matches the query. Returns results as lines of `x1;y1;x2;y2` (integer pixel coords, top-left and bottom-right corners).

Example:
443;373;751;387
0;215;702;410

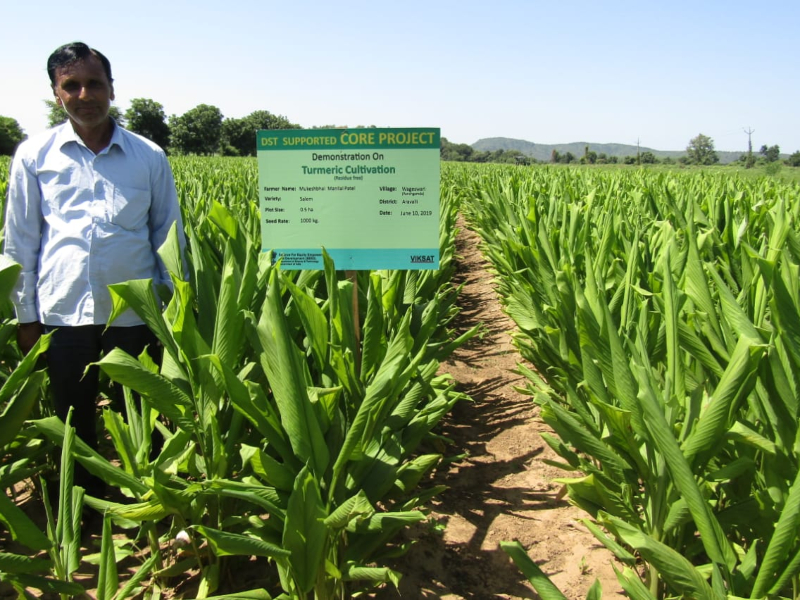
44;324;160;490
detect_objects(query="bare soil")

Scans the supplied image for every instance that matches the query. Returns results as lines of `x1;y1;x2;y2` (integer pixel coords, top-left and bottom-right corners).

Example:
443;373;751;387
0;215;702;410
373;222;624;599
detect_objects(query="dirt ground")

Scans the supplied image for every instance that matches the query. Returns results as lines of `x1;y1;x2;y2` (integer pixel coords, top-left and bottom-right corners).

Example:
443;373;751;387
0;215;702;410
373;222;624;599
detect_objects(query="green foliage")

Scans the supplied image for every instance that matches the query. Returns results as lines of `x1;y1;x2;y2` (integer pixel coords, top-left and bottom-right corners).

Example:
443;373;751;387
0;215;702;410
456;163;800;597
44;99;68;127
788;150;800;167
43;99;124;129
440;137;532;164
0;116;26;156
0;155;475;598
169;104;224;155
220;111;299;157
639;151;657;164
125;98;170;149
686;133;719;165
760;144;780;162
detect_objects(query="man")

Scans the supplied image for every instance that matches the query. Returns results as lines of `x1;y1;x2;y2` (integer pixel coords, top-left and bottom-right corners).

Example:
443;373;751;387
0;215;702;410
4;42;185;495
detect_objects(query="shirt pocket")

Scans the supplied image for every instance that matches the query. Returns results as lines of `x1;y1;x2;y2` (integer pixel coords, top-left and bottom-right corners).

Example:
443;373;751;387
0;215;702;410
110;185;151;230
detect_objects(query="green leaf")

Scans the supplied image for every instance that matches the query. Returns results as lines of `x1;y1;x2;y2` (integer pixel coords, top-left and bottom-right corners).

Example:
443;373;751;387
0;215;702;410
0;493;52;552
579;519;636;566
94;349;196;433
114;553;158;600
107;278;179;361
340;563;400;585
245;445;296;492
681;336;764;464
0;255;22;300
284;275;329;375
282;467;328;594
194;525;290;559
202;591;274;600
0;332;50;407
96;516;118;600
257;269;329;475
753;466;800;597
0;553;52;574
324;490;374;530
600;514;718;600
332;310;416;485
585;579;602;600
0;371;46;449
211;240;245;369
613;565;657;599
31;417;149;495
6;573;84;596
632;363;736;574
500;541;568;600
102;408;140;477
158;220;187;280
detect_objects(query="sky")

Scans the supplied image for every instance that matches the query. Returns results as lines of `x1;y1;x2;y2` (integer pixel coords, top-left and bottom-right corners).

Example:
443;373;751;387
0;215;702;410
2;0;798;153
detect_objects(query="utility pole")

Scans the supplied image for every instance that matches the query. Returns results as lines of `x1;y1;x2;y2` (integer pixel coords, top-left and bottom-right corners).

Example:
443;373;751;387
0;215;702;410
744;127;755;168
636;138;641;165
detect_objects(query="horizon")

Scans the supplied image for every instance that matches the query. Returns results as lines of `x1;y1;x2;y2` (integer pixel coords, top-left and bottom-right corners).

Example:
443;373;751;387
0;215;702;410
3;0;798;154
468;136;752;155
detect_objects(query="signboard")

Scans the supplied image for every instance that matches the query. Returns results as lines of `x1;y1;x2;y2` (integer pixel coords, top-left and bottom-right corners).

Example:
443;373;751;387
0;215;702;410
256;127;440;270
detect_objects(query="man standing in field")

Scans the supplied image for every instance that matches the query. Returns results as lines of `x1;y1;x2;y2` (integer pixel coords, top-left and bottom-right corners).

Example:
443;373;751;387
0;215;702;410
3;41;185;496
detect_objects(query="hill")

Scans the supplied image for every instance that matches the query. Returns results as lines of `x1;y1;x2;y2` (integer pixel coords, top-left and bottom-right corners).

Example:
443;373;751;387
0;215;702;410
472;137;745;165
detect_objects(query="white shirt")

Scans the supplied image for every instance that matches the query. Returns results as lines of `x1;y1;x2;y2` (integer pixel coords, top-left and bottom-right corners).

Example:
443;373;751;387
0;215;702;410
3;120;185;327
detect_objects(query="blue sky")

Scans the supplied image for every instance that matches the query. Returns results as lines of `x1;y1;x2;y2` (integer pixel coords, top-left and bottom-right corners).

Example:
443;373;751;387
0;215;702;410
3;0;798;152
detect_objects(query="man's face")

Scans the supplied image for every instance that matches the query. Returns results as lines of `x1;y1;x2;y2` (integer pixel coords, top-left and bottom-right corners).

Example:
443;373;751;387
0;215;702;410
52;54;114;131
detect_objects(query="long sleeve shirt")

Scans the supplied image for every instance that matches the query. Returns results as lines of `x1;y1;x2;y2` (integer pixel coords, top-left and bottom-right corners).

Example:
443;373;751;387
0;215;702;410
3;121;186;327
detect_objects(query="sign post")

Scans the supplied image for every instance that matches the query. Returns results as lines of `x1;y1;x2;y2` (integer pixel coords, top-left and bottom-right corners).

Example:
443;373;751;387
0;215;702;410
257;127;440;372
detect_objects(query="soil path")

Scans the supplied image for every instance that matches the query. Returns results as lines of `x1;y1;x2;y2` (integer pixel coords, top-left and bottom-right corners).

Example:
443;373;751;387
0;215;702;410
376;221;624;599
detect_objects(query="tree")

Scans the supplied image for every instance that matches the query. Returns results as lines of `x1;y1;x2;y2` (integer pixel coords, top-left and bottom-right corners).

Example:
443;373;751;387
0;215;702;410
787;151;800;167
0;116;26;155
221;110;298;156
759;144;780;162
640;151;657;164
686;133;719;165
440;138;475;162
169;104;223;155
125;98;170;149
45;99;68;127
44;99;124;128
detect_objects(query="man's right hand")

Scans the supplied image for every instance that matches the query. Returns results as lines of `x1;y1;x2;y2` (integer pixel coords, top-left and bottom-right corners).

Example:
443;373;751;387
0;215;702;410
17;321;43;355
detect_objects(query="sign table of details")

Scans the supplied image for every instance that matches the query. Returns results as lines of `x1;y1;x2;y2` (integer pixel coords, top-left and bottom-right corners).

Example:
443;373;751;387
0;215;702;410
256;127;440;270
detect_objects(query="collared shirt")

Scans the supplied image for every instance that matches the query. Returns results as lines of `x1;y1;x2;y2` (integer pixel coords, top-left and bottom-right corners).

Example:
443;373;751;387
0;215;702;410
3;120;185;327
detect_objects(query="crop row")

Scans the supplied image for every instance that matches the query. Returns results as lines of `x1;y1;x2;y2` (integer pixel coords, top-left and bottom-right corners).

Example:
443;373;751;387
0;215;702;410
453;162;800;598
0;156;476;599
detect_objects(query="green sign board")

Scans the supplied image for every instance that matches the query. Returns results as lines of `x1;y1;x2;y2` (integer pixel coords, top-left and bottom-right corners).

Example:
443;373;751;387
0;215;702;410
256;127;440;270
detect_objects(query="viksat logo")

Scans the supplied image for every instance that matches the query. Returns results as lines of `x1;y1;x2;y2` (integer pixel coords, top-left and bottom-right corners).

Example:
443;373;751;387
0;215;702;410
410;254;435;264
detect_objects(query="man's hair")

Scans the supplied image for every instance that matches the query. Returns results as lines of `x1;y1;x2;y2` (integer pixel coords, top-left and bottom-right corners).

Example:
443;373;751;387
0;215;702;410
47;42;113;86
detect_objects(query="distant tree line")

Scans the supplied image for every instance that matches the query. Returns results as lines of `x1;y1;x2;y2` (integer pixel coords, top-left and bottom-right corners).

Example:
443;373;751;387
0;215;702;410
3;108;800;168
0;100;298;157
440;137;534;164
